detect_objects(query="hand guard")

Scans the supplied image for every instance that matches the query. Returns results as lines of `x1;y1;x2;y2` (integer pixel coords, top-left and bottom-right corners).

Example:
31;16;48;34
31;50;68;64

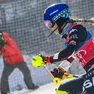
32;55;45;67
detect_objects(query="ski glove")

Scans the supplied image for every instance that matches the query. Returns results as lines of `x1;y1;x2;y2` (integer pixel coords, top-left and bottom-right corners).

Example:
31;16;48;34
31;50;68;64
32;55;52;67
42;56;52;64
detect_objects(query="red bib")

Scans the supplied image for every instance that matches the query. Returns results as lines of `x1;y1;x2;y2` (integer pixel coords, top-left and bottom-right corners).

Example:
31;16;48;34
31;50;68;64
75;37;94;67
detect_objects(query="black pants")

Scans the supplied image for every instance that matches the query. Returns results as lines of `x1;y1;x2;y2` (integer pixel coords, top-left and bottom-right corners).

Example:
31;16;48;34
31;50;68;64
58;77;84;94
82;68;94;94
58;69;94;94
1;61;34;94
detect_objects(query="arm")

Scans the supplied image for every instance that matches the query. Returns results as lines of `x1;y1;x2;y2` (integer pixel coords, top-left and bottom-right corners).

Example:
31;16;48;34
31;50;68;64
32;25;87;66
44;25;88;63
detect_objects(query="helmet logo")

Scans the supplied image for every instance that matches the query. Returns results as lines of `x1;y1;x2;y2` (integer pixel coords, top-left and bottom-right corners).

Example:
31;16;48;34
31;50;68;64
52;8;70;22
50;10;58;16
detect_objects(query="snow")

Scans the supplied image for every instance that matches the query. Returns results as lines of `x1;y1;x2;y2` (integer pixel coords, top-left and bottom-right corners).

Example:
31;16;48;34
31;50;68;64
11;83;59;94
11;77;77;94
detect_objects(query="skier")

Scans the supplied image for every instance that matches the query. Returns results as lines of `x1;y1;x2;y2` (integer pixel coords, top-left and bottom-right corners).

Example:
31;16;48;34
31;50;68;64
32;3;94;94
0;32;38;94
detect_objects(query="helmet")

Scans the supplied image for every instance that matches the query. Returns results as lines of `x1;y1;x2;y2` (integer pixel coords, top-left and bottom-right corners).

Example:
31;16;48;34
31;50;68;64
44;3;70;28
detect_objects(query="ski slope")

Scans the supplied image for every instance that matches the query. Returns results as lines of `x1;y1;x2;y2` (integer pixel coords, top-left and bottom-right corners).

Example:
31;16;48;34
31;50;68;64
12;82;59;94
12;78;77;94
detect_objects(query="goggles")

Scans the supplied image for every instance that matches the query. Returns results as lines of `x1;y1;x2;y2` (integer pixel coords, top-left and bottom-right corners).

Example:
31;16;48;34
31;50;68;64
44;20;59;37
44;20;54;28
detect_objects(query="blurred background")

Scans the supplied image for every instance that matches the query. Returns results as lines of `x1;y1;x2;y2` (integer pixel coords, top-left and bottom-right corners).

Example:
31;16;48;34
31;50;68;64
0;0;93;92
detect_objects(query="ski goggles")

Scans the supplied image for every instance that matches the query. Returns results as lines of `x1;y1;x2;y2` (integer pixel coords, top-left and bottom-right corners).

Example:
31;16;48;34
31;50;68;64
44;20;54;28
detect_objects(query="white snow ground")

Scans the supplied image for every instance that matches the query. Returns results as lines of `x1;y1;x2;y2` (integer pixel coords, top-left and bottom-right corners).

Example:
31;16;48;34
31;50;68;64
11;82;59;94
11;77;77;94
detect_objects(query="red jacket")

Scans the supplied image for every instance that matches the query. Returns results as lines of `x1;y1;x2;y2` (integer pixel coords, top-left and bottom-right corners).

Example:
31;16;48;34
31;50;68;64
0;32;24;64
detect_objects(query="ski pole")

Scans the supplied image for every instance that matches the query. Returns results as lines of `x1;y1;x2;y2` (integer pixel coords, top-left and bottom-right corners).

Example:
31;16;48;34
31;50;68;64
43;65;81;84
43;65;54;79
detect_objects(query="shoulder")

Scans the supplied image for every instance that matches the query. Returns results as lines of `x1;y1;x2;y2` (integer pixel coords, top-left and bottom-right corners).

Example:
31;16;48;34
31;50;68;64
71;24;86;30
69;24;87;35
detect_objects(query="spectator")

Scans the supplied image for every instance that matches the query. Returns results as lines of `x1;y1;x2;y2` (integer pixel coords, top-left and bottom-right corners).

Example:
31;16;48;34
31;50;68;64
0;32;38;94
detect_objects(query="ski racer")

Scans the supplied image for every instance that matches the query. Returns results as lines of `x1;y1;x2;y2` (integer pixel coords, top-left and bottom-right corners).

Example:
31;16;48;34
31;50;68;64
32;3;94;94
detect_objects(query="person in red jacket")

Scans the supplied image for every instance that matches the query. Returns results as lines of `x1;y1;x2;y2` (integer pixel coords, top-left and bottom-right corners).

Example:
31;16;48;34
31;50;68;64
0;32;38;94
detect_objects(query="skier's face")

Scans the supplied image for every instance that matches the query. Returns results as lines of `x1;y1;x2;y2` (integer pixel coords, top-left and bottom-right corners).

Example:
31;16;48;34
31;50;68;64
50;23;59;34
44;20;59;34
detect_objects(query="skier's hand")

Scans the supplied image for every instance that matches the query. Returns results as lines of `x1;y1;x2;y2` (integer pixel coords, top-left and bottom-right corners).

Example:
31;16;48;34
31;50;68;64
32;55;52;67
32;55;45;67
42;56;51;64
51;68;64;79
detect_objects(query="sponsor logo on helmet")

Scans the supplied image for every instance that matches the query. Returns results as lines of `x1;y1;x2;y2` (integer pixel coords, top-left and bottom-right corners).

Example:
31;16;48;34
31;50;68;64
50;10;58;16
52;8;70;22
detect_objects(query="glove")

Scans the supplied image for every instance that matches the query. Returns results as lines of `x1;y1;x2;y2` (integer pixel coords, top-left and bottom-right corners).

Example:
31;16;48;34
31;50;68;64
32;55;52;67
42;56;51;64
32;55;45;67
51;68;64;79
